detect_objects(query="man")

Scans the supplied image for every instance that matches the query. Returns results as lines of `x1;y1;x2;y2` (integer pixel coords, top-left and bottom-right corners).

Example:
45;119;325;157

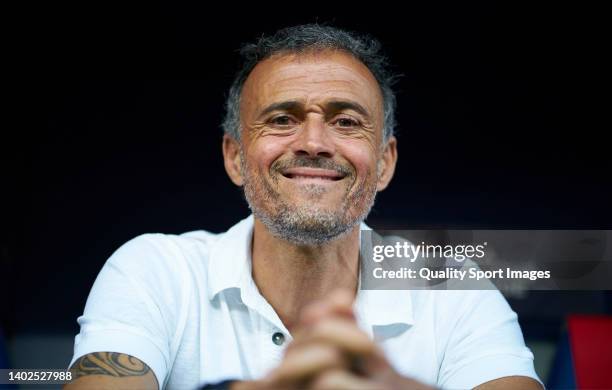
65;25;542;389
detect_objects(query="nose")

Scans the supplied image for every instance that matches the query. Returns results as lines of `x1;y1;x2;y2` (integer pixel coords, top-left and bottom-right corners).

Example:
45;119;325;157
290;115;336;158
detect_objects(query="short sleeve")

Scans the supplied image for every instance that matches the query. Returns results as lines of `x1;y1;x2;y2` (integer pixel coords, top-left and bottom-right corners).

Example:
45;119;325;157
69;234;189;390
437;290;542;389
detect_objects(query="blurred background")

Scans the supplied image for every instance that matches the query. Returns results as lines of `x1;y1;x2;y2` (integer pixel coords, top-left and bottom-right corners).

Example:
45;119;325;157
2;2;611;387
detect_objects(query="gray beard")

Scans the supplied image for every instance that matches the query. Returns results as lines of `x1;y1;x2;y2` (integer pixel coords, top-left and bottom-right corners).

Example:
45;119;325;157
240;152;378;246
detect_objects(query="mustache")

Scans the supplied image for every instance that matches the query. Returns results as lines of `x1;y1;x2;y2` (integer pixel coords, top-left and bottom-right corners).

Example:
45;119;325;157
271;156;353;177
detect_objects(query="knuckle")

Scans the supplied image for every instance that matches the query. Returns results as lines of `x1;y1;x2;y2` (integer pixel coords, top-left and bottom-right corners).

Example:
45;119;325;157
309;369;346;390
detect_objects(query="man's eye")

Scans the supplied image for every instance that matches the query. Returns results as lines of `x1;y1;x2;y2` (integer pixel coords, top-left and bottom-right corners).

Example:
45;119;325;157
335;117;359;127
270;115;294;126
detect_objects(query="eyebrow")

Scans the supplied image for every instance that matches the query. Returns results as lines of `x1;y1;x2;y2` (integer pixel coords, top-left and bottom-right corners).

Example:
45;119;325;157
326;100;371;118
258;99;372;119
259;101;303;117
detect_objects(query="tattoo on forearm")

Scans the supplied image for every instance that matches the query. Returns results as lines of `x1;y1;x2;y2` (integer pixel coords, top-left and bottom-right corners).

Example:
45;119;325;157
70;352;151;379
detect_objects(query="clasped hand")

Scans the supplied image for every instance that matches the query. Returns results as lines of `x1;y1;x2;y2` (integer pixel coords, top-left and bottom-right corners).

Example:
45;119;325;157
232;290;435;390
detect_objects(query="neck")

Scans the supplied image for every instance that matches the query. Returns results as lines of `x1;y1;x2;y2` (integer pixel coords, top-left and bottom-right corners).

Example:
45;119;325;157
251;218;361;332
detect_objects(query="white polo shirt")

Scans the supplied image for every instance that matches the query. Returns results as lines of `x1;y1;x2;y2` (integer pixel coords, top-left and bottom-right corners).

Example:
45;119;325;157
69;215;541;390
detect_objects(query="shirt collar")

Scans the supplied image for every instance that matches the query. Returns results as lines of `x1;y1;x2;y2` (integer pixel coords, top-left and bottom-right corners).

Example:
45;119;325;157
206;214;255;300
354;289;414;330
206;215;414;328
355;223;414;329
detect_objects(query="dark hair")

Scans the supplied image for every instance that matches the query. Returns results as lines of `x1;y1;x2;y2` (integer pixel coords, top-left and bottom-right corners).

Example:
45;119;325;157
222;24;399;141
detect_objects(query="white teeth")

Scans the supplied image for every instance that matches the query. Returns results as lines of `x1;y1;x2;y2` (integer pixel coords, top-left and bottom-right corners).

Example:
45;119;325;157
293;175;334;180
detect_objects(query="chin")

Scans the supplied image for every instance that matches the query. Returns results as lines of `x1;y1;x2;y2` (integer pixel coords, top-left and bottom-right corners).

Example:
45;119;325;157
285;199;349;214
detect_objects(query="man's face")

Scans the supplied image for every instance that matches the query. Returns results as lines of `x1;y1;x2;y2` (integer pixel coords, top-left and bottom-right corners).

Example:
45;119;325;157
224;50;396;245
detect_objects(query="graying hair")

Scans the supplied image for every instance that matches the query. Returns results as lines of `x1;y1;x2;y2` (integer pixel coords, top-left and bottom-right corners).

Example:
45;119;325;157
222;24;399;142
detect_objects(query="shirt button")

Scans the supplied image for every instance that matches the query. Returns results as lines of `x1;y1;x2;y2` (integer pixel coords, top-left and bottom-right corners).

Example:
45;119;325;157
272;332;285;346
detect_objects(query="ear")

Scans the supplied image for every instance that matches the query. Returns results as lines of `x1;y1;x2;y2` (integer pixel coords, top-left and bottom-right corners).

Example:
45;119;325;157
222;134;244;186
376;136;398;192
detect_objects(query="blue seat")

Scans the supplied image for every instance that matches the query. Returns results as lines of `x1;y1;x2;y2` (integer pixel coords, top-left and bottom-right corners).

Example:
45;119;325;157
547;330;576;389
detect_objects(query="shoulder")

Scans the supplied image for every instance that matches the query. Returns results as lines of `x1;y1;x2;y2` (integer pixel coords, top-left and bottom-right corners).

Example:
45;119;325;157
107;215;253;275
90;230;222;308
99;215;254;297
397;289;541;388
411;289;515;330
107;230;220;274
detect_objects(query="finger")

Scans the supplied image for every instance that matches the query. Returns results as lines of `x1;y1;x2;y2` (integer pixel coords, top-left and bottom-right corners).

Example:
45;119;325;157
300;289;356;327
309;369;384;390
269;343;348;385
293;317;379;358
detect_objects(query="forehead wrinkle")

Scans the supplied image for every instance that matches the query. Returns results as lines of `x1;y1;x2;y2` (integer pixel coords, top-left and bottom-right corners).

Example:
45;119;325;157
242;51;384;127
261;76;366;102
254;54;379;93
260;85;376;118
256;96;375;122
264;67;374;94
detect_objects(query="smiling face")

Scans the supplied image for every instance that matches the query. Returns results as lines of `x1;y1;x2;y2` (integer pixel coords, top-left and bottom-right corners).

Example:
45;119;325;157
223;50;397;245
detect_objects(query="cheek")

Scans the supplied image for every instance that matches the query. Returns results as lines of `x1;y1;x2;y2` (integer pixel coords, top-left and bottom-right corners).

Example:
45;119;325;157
338;141;378;179
246;137;291;172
